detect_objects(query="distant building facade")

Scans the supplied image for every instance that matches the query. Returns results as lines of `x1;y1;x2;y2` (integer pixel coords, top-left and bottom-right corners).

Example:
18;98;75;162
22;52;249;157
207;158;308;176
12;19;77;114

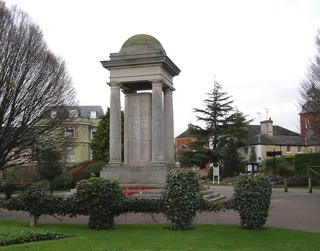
1;106;104;185
175;118;320;169
238;118;320;163
58;106;104;165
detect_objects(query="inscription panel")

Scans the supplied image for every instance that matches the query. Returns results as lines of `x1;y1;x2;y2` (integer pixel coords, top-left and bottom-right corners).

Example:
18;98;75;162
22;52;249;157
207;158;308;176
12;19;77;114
127;93;152;165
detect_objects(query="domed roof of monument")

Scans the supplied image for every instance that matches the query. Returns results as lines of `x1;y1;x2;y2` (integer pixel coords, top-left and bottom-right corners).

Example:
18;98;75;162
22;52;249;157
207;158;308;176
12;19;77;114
120;34;166;55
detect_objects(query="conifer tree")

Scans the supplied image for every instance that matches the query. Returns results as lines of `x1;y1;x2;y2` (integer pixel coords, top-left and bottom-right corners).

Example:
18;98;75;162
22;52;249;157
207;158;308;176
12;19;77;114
178;80;250;177
91;108;124;162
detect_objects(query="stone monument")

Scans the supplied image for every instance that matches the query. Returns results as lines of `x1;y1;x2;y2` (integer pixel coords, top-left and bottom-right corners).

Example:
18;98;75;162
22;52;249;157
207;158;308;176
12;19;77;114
100;34;180;186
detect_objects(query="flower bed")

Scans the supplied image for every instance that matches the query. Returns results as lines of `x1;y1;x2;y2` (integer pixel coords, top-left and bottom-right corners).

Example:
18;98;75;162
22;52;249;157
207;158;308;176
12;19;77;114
121;187;156;195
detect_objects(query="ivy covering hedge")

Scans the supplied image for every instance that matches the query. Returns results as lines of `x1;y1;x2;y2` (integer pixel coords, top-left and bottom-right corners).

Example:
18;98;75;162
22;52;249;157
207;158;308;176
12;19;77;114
1;172;273;232
0;226;64;246
2;184;64;218
233;174;272;229
294;153;320;175
162;169;206;230
75;177;125;230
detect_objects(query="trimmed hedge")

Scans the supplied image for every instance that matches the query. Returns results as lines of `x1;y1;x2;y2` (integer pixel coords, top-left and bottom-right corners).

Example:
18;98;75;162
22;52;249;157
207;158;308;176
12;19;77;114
161;169;205;230
0;226;64;246
2;184;64;219
294;153;320;175
233;174;272;229
75;177;125;230
1;174;229;231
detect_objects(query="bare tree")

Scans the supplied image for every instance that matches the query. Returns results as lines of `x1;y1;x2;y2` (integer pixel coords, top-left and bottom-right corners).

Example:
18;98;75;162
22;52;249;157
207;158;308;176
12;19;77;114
0;1;77;170
299;29;320;115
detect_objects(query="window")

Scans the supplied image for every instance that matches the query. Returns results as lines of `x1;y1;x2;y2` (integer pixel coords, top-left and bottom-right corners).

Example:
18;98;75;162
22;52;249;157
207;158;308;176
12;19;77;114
91;130;96;140
90;111;97;119
244;147;248;155
286;146;291;153
305;118;310;128
297;146;302;153
65;127;75;138
69;109;78;118
65;147;74;162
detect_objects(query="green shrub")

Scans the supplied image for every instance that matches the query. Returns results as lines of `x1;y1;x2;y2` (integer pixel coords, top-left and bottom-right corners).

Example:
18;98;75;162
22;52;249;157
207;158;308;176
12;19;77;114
0;183;17;200
75;177;125;230
33;180;50;191
2;184;64;220
262;157;290;177
233;174;272;229
123;198;163;214
51;173;74;190
0;226;64;246
161;169;205;230
294;153;320;175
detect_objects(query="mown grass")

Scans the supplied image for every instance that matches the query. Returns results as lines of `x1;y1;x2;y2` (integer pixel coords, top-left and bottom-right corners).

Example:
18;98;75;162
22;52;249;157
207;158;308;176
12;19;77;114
0;220;320;251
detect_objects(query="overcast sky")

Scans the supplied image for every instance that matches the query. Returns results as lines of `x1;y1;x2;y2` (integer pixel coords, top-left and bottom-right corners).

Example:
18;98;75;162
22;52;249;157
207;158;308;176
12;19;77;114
5;0;320;136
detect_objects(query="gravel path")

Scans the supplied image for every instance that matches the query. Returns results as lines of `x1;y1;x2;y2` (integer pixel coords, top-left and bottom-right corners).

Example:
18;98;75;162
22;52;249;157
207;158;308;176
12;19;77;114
1;186;320;233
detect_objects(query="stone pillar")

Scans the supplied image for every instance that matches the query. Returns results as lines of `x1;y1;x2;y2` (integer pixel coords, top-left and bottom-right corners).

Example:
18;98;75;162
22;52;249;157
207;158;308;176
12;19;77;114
151;80;164;164
108;82;122;166
123;92;129;165
164;88;175;163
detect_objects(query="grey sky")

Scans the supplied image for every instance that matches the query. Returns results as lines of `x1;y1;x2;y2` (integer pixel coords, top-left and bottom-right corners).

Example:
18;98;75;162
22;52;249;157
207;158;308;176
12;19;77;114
5;0;320;136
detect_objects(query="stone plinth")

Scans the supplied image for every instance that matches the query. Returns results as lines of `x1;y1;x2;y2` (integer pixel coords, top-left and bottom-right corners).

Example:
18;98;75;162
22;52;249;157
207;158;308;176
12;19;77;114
100;165;170;186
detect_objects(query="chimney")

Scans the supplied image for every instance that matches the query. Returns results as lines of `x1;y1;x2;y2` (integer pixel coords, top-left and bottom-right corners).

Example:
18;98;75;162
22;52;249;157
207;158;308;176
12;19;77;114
260;118;273;135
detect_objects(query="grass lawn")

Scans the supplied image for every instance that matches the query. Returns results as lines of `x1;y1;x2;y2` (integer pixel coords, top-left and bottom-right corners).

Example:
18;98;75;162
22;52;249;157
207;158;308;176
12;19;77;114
1;220;320;251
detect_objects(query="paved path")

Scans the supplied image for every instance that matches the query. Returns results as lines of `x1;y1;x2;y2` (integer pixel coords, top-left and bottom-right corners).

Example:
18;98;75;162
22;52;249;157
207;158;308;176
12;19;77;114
1;186;320;233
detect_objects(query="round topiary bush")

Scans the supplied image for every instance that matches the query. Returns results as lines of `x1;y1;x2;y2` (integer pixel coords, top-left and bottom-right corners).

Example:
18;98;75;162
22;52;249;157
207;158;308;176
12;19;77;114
233;174;272;229
161;169;205;230
75;176;125;230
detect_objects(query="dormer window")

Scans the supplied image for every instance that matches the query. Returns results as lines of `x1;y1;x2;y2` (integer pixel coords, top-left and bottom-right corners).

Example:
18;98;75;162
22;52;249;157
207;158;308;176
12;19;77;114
90;111;97;118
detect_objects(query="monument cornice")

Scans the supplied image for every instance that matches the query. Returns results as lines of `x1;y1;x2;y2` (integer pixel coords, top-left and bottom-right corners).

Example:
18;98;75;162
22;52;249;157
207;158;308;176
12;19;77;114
101;53;180;77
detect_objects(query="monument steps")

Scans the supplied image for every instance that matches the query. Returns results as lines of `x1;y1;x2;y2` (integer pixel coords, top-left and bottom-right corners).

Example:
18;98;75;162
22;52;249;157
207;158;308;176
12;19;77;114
124;186;226;203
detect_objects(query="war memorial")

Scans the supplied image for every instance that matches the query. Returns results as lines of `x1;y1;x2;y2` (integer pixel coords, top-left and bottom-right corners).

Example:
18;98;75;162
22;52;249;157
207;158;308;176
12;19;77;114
100;34;180;186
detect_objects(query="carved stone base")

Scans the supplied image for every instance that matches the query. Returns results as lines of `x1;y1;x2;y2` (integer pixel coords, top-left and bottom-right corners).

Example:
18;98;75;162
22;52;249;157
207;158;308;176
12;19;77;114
100;164;173;187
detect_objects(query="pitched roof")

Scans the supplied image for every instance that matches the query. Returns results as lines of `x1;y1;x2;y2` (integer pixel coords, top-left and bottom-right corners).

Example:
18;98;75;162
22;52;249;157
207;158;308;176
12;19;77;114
248;125;320;146
175;124;200;138
77;106;104;118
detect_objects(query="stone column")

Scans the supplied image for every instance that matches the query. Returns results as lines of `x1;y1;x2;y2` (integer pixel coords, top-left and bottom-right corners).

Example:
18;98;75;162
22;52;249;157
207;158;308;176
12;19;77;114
108;82;122;166
151;80;164;164
123;92;129;165
164;88;175;163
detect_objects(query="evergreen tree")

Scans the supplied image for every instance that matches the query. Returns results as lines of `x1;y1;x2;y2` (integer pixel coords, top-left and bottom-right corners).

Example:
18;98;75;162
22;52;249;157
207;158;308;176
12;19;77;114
180;80;250;177
222;138;243;177
37;148;63;192
178;139;219;169
91;108;124;162
192;81;234;149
